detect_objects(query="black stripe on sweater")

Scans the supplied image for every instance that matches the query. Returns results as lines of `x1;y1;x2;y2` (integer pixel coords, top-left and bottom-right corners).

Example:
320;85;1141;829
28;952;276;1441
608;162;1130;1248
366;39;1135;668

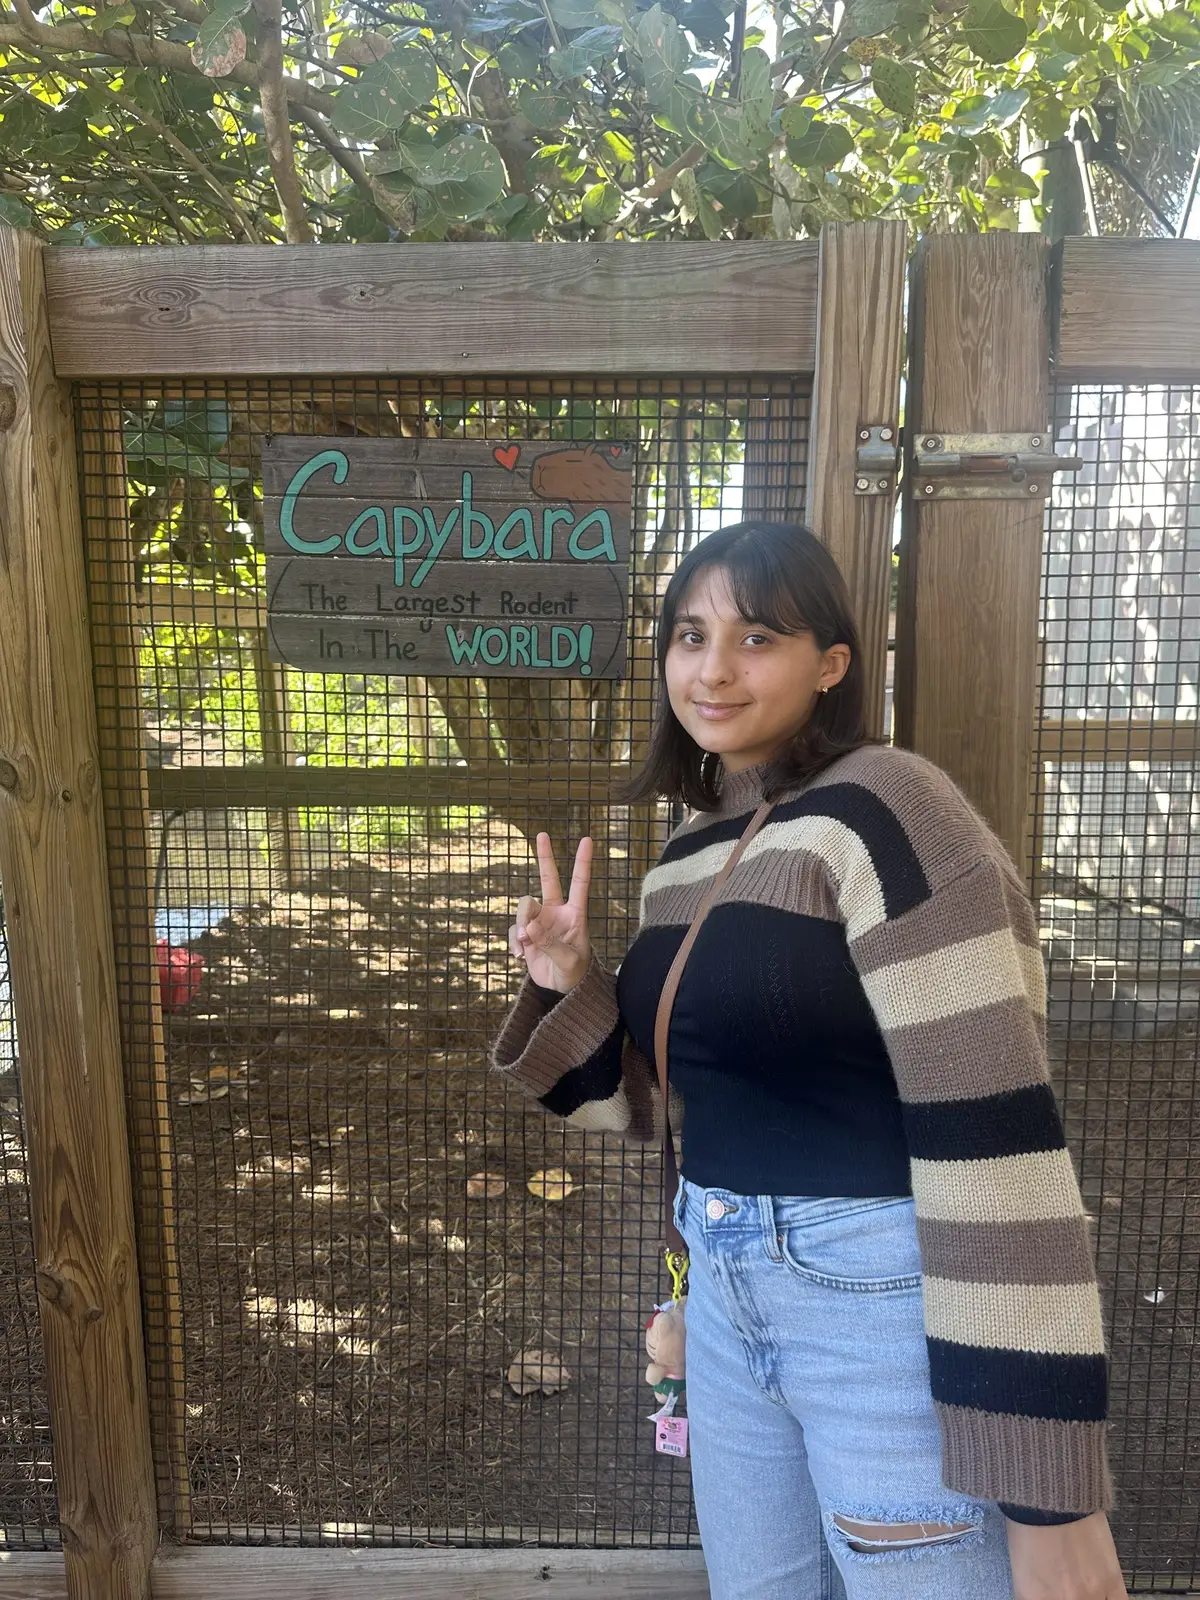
659;784;930;918
903;1083;1067;1163
537;1024;624;1119
928;1339;1109;1423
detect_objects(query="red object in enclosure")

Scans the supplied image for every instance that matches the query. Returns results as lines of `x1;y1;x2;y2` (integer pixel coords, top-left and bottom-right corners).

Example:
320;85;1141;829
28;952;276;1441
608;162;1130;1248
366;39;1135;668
156;941;205;1013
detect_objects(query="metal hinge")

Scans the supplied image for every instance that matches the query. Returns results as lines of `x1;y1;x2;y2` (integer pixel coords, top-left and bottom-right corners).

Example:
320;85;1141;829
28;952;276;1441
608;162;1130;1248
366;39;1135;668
912;432;1083;500
854;425;900;496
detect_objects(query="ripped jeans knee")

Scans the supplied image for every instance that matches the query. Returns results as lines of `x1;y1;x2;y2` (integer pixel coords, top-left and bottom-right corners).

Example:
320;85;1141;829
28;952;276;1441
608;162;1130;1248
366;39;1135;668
827;1505;984;1562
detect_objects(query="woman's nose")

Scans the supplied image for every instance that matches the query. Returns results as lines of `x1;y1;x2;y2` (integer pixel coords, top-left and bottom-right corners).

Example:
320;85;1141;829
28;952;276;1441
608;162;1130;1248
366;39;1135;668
697;649;734;685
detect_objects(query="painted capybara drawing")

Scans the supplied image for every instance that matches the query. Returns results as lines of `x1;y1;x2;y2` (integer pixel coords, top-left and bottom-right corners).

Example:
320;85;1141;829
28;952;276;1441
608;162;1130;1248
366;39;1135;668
531;441;634;508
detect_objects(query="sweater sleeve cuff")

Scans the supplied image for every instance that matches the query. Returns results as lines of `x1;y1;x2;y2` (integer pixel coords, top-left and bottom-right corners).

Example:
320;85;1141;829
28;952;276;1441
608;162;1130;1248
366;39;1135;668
490;950;620;1101
998;1504;1091;1526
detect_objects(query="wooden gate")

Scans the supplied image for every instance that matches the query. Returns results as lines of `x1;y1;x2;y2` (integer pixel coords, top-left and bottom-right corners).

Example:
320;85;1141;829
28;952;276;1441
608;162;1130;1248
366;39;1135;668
0;222;903;1598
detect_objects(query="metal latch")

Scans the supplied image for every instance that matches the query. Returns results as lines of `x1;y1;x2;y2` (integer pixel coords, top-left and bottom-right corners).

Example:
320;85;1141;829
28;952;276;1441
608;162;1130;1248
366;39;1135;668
854;425;900;496
913;432;1083;500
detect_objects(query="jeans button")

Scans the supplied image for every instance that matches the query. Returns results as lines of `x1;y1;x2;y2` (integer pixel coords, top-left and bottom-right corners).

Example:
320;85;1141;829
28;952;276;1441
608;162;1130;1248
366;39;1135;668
706;1197;726;1221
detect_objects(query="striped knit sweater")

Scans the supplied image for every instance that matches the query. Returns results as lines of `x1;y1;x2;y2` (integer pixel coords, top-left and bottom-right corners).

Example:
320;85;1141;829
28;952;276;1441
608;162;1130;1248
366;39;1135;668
491;744;1111;1517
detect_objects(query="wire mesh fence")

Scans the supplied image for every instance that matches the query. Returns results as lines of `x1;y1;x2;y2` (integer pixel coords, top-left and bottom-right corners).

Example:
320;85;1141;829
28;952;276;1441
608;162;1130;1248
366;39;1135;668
0;887;58;1548
74;375;810;1547
1038;383;1200;1591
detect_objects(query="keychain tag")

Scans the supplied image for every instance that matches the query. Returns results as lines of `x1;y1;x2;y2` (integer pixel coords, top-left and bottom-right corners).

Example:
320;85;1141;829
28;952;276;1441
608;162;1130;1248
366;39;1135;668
654;1415;689;1458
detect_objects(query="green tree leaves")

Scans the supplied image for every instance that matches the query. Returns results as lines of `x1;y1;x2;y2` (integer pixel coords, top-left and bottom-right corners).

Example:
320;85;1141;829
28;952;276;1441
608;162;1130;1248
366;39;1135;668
962;0;1029;64
872;57;917;117
0;0;1190;248
331;50;439;141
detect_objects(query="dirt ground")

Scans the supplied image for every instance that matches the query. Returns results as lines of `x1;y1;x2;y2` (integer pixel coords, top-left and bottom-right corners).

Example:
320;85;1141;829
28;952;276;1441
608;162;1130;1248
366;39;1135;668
161;820;697;1546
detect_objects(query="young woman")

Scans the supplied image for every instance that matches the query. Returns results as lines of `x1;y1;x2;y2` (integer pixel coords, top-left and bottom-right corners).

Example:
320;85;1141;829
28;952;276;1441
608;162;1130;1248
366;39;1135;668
492;520;1126;1600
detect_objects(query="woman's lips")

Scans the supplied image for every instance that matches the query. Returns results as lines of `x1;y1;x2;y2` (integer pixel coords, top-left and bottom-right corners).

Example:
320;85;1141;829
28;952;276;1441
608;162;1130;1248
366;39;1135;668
693;702;748;720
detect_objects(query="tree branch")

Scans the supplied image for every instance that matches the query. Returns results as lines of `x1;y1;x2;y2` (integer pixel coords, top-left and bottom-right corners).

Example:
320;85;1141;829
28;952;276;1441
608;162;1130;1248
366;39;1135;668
472;67;536;194
641;140;704;200
252;0;313;241
295;103;372;194
98;76;264;240
0;7;337;115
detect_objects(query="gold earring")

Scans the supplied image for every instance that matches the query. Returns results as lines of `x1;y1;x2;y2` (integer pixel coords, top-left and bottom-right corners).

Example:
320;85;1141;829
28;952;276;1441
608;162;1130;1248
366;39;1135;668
819;685;829;695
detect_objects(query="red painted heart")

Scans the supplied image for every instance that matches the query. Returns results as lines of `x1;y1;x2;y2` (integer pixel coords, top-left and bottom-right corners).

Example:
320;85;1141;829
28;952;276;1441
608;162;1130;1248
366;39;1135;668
493;444;521;471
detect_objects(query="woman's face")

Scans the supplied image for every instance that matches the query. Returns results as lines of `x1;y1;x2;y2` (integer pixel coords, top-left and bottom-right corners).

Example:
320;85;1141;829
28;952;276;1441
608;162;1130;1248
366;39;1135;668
664;566;851;773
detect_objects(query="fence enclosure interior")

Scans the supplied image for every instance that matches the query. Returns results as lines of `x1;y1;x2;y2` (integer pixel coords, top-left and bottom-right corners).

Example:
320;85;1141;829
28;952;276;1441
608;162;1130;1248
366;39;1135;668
0;226;1196;1597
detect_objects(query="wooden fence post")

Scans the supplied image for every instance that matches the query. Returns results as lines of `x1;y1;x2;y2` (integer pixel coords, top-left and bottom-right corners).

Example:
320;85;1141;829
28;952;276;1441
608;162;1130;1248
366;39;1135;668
805;221;907;739
894;234;1050;866
0;226;157;1596
77;397;192;1533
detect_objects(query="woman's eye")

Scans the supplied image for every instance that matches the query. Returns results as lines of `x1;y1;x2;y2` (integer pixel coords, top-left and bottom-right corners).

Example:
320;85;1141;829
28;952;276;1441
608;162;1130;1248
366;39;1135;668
743;633;771;646
678;629;703;645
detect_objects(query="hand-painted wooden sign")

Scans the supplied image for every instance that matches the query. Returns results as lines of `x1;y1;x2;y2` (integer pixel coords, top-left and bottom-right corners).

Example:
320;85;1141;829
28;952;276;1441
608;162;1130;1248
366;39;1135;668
262;437;632;679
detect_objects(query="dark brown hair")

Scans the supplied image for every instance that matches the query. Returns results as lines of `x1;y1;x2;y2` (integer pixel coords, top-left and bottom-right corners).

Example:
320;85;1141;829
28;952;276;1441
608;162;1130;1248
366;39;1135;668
618;520;877;812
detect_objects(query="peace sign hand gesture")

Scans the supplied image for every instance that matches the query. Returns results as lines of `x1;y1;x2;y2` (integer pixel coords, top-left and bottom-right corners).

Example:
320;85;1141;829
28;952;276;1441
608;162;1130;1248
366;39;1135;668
507;833;594;995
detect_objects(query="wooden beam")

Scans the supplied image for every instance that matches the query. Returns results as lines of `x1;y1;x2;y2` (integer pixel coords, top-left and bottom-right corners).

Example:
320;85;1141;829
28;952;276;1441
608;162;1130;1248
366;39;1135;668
77;397;192;1534
805;221;907;739
0;225;157;1596
139;585;264;631
1037;718;1199;761
895;235;1050;868
42;243;818;378
0;1548;711;1599
1055;239;1200;382
147;762;634;812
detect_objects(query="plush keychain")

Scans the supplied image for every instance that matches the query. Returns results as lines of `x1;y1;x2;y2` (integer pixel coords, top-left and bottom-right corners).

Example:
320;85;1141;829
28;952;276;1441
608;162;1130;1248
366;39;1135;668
644;1295;687;1411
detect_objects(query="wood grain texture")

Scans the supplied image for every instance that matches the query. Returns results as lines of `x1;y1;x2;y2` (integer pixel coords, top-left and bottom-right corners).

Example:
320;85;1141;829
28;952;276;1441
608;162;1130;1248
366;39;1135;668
267;612;627;678
147;762;635;810
804;221;907;738
77;397;192;1534
152;1547;710;1599
268;557;626;621
1056;238;1200;381
0;1548;711;1600
42;243;818;377
895;234;1050;868
0;226;157;1596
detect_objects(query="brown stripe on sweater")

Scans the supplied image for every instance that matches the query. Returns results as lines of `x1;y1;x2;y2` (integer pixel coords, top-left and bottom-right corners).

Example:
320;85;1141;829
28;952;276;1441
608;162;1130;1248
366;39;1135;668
850;856;1040;974
936;1405;1112;1512
917;1216;1098;1286
884;996;1052;1103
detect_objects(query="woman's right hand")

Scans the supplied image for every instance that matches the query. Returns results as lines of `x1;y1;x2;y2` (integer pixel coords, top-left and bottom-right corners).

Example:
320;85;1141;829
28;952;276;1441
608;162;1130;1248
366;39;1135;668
507;832;593;995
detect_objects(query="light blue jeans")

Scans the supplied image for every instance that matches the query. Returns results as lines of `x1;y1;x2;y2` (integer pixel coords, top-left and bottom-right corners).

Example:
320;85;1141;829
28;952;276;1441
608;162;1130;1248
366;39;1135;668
673;1177;1014;1599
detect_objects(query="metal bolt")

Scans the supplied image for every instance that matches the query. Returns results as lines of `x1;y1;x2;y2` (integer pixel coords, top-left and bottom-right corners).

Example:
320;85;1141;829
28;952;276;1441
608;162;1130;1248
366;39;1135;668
876;478;889;492
923;436;941;452
855;476;870;491
1030;435;1043;448
1028;482;1041;495
859;428;871;442
923;483;935;495
880;427;894;442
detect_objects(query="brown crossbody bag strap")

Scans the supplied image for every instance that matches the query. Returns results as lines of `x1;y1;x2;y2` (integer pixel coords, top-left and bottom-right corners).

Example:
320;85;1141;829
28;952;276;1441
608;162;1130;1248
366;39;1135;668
653;797;776;1264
